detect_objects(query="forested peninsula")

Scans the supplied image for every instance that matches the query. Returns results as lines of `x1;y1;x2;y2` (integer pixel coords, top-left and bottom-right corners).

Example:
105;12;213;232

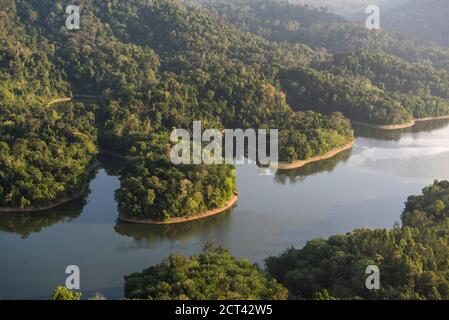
122;180;449;300
4;0;449;222
52;180;449;300
0;0;353;222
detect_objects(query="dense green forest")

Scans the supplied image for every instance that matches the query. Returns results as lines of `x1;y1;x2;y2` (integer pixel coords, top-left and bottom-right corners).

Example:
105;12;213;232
266;180;449;300
121;181;449;300
204;0;449;69
204;0;449;124
280;65;449;124
124;243;288;300
316;51;449;99
4;0;448;301
0;100;98;208
2;0;449;219
0;0;354;219
116;135;237;220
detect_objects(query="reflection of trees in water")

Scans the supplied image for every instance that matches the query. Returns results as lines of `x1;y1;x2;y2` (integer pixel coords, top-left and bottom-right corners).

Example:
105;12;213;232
412;119;449;134
114;209;232;244
274;148;352;185
97;153;126;176
0;196;88;239
354;119;449;141
0;152;124;238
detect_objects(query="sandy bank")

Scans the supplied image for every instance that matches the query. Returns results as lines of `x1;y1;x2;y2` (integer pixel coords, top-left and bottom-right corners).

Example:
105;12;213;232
351;120;416;130
277;141;355;170
118;193;239;225
0;161;99;213
352;115;449;131
414;115;449;122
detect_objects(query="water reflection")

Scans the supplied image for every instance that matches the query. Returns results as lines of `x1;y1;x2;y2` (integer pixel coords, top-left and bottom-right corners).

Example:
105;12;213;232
276;119;449;184
354;118;449;141
3;119;449;299
96;153;125;176
275;148;352;184
0;199;87;239
0;152;124;239
115;210;232;245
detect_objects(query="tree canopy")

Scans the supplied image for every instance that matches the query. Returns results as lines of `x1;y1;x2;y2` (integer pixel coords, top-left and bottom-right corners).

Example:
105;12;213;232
124;243;288;300
0;0;355;219
265;180;449;300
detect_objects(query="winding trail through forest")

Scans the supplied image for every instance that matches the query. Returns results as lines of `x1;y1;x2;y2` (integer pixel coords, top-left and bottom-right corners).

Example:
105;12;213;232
46;95;103;107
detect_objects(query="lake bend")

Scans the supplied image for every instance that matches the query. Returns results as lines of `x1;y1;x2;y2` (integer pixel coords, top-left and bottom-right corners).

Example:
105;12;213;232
2;119;449;299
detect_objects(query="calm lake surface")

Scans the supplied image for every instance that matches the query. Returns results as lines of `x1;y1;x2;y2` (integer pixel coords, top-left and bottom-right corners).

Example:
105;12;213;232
2;120;449;299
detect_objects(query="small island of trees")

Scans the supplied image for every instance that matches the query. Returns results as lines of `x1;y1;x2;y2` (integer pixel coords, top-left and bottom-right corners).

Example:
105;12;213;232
118;180;449;300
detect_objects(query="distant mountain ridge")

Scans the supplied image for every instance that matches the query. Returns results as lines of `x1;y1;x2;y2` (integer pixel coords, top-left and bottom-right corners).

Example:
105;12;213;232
382;0;449;47
290;0;406;16
296;0;449;48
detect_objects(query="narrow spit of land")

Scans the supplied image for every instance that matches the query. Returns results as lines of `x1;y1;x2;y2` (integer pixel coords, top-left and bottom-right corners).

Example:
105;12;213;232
352;115;449;130
277;141;355;170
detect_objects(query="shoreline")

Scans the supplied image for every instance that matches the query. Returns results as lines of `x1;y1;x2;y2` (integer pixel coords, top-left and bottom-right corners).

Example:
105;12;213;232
117;193;239;225
352;115;449;131
0;188;88;213
414;115;449;122
351;120;416;130
277;141;355;170
0;161;99;213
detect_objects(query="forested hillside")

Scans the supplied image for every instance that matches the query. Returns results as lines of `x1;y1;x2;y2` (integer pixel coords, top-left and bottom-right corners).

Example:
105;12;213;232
124;243;288;300
204;0;449;125
265;180;449;300
203;0;449;64
295;0;449;48
0;0;353;219
4;0;449;220
123;181;449;300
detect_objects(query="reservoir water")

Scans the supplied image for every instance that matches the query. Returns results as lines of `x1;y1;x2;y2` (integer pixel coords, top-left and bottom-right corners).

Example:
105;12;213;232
2;120;449;299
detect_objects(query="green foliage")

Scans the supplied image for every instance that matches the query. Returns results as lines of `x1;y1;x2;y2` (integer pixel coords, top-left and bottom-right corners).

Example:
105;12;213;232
278;111;353;161
0;0;354;218
124;243;288;300
116;134;237;220
402;180;449;228
265;180;449;300
206;0;449;70
52;286;82;300
0;101;98;208
280;66;413;125
318;51;449;100
207;0;449;124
